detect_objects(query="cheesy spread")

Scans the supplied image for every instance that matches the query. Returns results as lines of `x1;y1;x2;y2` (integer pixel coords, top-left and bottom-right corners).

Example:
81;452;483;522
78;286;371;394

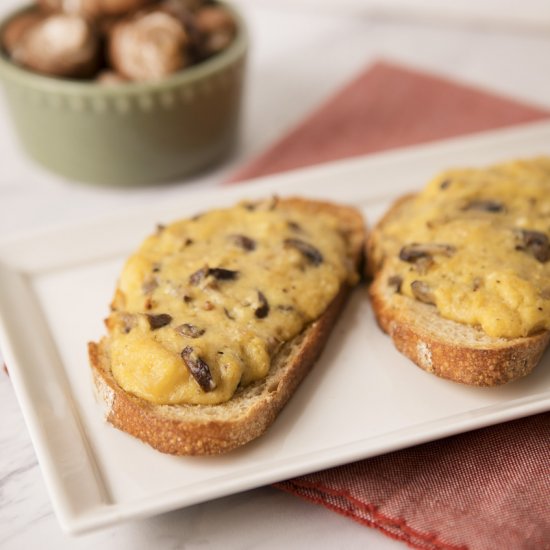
108;198;356;405
379;157;550;339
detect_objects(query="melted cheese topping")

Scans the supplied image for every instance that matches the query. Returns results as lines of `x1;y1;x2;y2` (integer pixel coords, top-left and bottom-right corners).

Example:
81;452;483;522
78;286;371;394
108;199;356;405
379;157;550;338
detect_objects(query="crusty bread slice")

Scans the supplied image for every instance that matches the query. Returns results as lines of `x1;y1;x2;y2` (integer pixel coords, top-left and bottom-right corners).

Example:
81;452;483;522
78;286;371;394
367;195;550;386
89;198;366;455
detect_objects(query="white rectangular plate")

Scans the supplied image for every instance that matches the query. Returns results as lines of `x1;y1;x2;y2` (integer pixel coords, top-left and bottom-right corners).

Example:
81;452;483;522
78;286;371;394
1;121;550;535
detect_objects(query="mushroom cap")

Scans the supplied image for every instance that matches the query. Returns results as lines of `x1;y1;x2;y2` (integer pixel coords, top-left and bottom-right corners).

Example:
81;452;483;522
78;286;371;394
108;10;190;81
12;13;100;78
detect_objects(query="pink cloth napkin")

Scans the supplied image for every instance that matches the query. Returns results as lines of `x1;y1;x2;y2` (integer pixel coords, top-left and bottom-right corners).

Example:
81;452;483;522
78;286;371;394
228;61;550;550
228;60;548;182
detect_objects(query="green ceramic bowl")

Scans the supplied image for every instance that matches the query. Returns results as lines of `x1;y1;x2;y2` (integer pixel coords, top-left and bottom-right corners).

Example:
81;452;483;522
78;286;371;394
0;3;247;186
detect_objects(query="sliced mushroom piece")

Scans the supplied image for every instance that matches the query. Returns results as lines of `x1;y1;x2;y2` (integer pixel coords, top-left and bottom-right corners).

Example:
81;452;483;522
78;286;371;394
287;220;303;233
515;229;550;263
147;313;172;330
223;307;235;320
410;280;436;305
229;234;256;251
207;267;239;280
387;275;403;293
189;266;208;285
399;243;456;263
284;238;323;266
254;291;270;319
181;346;216;391
142;277;159;294
175;323;205;338
463;199;505;213
120;313;137;333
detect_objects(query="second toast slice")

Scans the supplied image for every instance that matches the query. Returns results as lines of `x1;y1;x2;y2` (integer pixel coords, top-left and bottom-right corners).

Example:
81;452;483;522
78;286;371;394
367;159;550;386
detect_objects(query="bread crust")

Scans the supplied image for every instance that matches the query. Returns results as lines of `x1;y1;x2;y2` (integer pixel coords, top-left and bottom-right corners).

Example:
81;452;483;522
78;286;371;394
368;195;550;386
89;198;366;455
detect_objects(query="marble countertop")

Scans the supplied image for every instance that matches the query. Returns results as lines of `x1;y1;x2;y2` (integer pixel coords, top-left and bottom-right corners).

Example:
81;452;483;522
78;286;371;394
1;1;550;548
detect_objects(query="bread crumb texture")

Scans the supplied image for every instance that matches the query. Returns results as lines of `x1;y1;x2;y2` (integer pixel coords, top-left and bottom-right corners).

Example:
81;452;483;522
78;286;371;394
417;341;433;370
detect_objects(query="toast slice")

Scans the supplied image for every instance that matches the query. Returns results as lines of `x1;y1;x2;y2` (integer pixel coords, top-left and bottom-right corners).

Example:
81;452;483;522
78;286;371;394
367;190;550;387
89;197;366;455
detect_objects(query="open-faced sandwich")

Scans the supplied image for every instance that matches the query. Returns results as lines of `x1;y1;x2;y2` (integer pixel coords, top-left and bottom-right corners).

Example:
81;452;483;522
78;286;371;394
367;157;550;386
89;197;366;454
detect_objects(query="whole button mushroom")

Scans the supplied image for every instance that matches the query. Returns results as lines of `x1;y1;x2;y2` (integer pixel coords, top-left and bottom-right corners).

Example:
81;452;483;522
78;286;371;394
108;10;190;81
194;5;236;56
160;0;207;16
11;13;100;78
96;69;129;85
155;0;209;63
1;9;44;55
36;0;155;19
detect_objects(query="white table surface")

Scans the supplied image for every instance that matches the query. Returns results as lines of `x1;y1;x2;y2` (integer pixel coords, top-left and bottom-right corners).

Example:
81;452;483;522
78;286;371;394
1;1;550;548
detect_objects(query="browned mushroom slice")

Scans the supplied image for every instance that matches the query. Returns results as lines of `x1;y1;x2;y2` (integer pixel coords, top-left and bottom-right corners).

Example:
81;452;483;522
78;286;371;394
189;266;208;285
181;346;215;391
142;277;159;294
410;280;436;305
223;307;235;320
287;220;303;233
147;313;172;330
175;323;205;338
515;229;550;263
254;291;270;319
463;200;505;213
387;275;403;293
207;267;239;280
229;234;256;251
120;313;137;333
399;243;456;263
284;238;323;266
